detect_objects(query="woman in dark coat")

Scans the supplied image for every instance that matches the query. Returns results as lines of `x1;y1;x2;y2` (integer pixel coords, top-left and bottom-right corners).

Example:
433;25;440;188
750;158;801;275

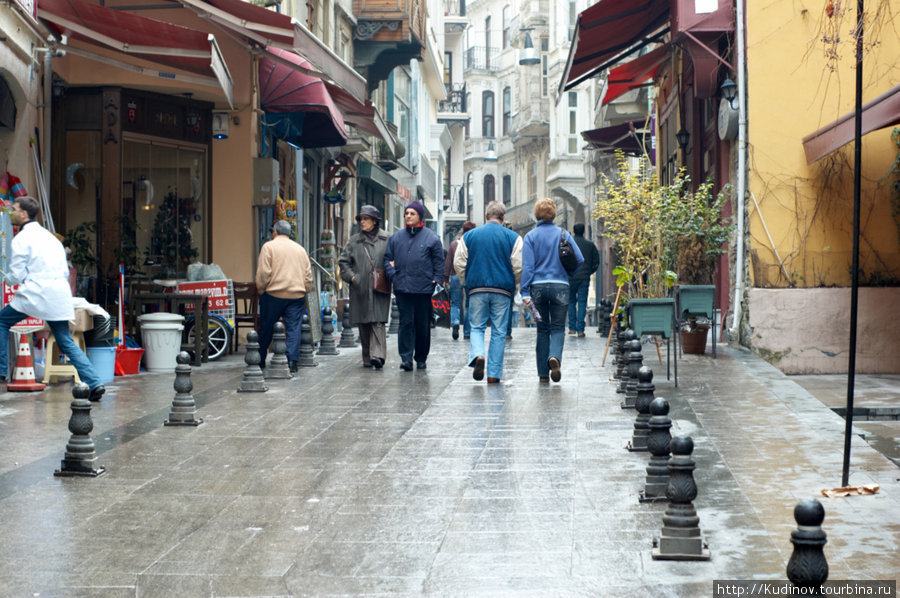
338;205;391;368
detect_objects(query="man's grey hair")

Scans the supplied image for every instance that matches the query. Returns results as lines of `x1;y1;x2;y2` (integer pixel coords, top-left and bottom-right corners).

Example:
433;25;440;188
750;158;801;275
273;220;292;236
484;201;506;222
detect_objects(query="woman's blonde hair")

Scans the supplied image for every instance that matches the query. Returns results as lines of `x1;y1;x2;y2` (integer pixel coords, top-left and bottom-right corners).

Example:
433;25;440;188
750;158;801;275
534;198;557;222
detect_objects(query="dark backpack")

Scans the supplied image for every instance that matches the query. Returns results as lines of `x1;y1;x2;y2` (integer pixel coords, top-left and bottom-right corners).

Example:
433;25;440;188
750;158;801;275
559;230;579;275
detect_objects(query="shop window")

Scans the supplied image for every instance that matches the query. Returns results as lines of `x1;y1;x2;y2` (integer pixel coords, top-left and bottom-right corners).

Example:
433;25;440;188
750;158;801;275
122;136;207;277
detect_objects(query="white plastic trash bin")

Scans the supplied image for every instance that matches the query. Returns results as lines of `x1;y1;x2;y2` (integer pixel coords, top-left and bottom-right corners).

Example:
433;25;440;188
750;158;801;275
138;312;185;372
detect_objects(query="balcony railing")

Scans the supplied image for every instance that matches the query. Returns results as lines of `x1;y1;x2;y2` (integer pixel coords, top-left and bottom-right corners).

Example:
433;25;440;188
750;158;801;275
443;0;465;16
464;47;500;72
438;83;467;113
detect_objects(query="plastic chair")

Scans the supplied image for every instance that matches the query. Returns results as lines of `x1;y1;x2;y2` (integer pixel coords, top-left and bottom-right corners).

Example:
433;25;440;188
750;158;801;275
232;281;259;352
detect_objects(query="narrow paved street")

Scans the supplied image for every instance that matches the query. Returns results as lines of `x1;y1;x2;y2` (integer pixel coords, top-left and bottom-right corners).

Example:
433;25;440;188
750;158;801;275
0;326;897;597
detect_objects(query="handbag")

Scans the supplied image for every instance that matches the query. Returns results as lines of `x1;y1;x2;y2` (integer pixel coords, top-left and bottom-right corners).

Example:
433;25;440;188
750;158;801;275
558;230;579;275
364;247;391;294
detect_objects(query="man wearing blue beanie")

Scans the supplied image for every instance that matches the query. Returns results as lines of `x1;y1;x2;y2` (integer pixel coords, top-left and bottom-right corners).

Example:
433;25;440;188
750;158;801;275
384;200;444;371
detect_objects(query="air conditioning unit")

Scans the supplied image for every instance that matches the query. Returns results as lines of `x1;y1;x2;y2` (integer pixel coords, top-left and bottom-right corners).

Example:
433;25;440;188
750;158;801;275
253;158;279;206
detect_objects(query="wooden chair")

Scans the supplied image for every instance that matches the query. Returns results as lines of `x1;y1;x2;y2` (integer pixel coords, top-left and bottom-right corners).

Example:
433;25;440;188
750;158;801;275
232;281;259;352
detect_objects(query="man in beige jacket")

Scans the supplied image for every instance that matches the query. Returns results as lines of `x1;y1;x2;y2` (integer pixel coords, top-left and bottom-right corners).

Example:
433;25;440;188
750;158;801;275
255;220;313;372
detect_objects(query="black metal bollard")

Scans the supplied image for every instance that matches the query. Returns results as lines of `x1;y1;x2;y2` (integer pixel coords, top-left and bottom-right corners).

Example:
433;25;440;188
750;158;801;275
622;339;643;409
339;303;357;347
298;313;317;367
616;329;635;392
54;383;105;477
266;321;293;379
165;351;203;426
318;307;339;355
640;397;671;503
238;330;268;393
652;436;711;560
627;366;654;452
787;499;828;592
388;296;399;335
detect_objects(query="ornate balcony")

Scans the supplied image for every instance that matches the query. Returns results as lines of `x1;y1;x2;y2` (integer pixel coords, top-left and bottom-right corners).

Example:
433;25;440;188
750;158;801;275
437;83;469;125
353;0;427;90
464;47;500;72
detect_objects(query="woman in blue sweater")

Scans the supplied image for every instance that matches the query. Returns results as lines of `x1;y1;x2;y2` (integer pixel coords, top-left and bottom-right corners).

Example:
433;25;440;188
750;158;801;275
520;199;584;382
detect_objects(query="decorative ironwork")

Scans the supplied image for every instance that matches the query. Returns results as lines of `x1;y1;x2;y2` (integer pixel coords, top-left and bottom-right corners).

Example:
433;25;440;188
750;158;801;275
354;20;401;40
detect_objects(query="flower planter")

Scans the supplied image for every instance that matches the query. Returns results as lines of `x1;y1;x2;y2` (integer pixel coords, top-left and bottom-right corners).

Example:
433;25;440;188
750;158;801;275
628;298;675;339
681;324;710;355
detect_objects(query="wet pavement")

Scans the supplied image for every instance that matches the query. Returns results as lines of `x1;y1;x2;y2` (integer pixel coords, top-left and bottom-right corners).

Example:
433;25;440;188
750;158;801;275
0;327;897;597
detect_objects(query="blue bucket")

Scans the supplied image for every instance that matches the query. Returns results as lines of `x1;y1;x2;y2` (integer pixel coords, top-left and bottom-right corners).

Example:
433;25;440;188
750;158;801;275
86;346;116;384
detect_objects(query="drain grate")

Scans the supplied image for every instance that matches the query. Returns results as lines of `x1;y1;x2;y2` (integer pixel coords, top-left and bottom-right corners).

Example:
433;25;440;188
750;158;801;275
585;420;634;430
831;407;900;421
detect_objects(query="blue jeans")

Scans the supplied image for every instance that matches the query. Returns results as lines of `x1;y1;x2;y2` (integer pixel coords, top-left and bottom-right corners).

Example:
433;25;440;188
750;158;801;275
567;278;590;333
531;282;569;377
467;292;511;380
258;293;306;365
0;305;102;389
449;275;462;326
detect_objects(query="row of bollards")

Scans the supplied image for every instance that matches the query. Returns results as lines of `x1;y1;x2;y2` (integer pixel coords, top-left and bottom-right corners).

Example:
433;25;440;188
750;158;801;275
608;321;829;583
57;304;353;477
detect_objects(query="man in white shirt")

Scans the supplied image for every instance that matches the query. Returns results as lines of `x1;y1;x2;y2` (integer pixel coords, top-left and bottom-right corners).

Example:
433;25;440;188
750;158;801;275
0;196;105;399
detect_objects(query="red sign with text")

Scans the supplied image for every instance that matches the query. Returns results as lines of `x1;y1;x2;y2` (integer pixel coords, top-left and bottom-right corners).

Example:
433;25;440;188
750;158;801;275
2;282;44;329
175;280;232;311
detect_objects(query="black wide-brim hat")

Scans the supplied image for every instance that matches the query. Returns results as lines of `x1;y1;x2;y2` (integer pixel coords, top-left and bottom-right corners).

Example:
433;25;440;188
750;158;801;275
356;205;381;221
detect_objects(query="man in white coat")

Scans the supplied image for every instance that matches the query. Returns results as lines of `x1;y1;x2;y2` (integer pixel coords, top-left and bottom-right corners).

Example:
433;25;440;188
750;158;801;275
0;196;105;399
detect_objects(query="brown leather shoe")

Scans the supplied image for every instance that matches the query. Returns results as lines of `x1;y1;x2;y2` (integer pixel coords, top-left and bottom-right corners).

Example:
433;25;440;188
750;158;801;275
548;357;561;382
577;332;586;338
539;377;550;383
487;377;501;384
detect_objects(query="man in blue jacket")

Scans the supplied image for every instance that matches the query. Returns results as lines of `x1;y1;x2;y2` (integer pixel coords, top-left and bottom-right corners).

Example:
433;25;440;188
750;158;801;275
453;201;522;383
384;200;444;371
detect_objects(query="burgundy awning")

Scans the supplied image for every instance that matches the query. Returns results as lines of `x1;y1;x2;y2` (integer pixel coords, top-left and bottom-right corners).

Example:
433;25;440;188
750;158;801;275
559;0;669;95
802;83;900;164
603;43;670;105
39;0;216;78
259;48;347;148
582;119;652;156
179;0;367;104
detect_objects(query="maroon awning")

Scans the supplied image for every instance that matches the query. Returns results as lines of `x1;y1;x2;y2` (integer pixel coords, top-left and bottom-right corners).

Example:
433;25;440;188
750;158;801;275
582;119;651;156
559;0;669;94
603;43;670;105
802;83;900;164
179;0;368;104
259;48;347;148
38;0;216;77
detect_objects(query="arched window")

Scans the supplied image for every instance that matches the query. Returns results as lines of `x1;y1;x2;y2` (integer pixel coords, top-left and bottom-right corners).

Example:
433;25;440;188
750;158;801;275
529;161;537;200
502;87;511;136
482;91;494;138
484;174;496;206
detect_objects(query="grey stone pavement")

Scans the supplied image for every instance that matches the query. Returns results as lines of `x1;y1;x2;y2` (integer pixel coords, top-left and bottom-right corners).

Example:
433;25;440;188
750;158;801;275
0;326;898;597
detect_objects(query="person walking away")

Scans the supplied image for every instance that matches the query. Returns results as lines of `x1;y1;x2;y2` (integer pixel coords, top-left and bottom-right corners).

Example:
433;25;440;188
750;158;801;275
255;220;313;373
444;221;476;340
0;196;105;399
338;205;391;369
454;201;522;384
567;223;600;337
520;199;584;383
384;200;443;371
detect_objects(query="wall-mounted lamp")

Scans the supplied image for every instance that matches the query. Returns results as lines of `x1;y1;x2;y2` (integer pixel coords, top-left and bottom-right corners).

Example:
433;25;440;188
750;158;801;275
486;140;497;161
212;111;229;139
518;28;540;66
676;128;690;150
720;77;737;108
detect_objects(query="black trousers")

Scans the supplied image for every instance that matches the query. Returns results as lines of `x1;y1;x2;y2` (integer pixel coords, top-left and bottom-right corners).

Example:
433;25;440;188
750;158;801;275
394;291;433;365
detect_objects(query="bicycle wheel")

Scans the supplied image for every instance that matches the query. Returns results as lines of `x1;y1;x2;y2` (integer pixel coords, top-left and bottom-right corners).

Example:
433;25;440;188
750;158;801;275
185;314;232;361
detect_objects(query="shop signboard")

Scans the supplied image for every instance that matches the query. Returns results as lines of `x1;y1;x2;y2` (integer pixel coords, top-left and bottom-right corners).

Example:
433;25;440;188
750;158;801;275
2;282;43;331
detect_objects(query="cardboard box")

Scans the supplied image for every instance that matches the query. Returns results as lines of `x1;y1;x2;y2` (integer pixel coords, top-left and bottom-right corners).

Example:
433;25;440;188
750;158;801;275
40;308;93;333
73;308;92;332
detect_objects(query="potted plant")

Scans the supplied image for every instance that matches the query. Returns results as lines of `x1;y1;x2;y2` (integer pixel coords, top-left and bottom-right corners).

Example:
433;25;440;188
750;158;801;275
667;179;733;355
593;153;678;339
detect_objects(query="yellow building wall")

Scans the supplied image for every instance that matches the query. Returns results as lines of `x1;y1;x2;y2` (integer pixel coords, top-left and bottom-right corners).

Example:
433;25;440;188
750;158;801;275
746;1;900;288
